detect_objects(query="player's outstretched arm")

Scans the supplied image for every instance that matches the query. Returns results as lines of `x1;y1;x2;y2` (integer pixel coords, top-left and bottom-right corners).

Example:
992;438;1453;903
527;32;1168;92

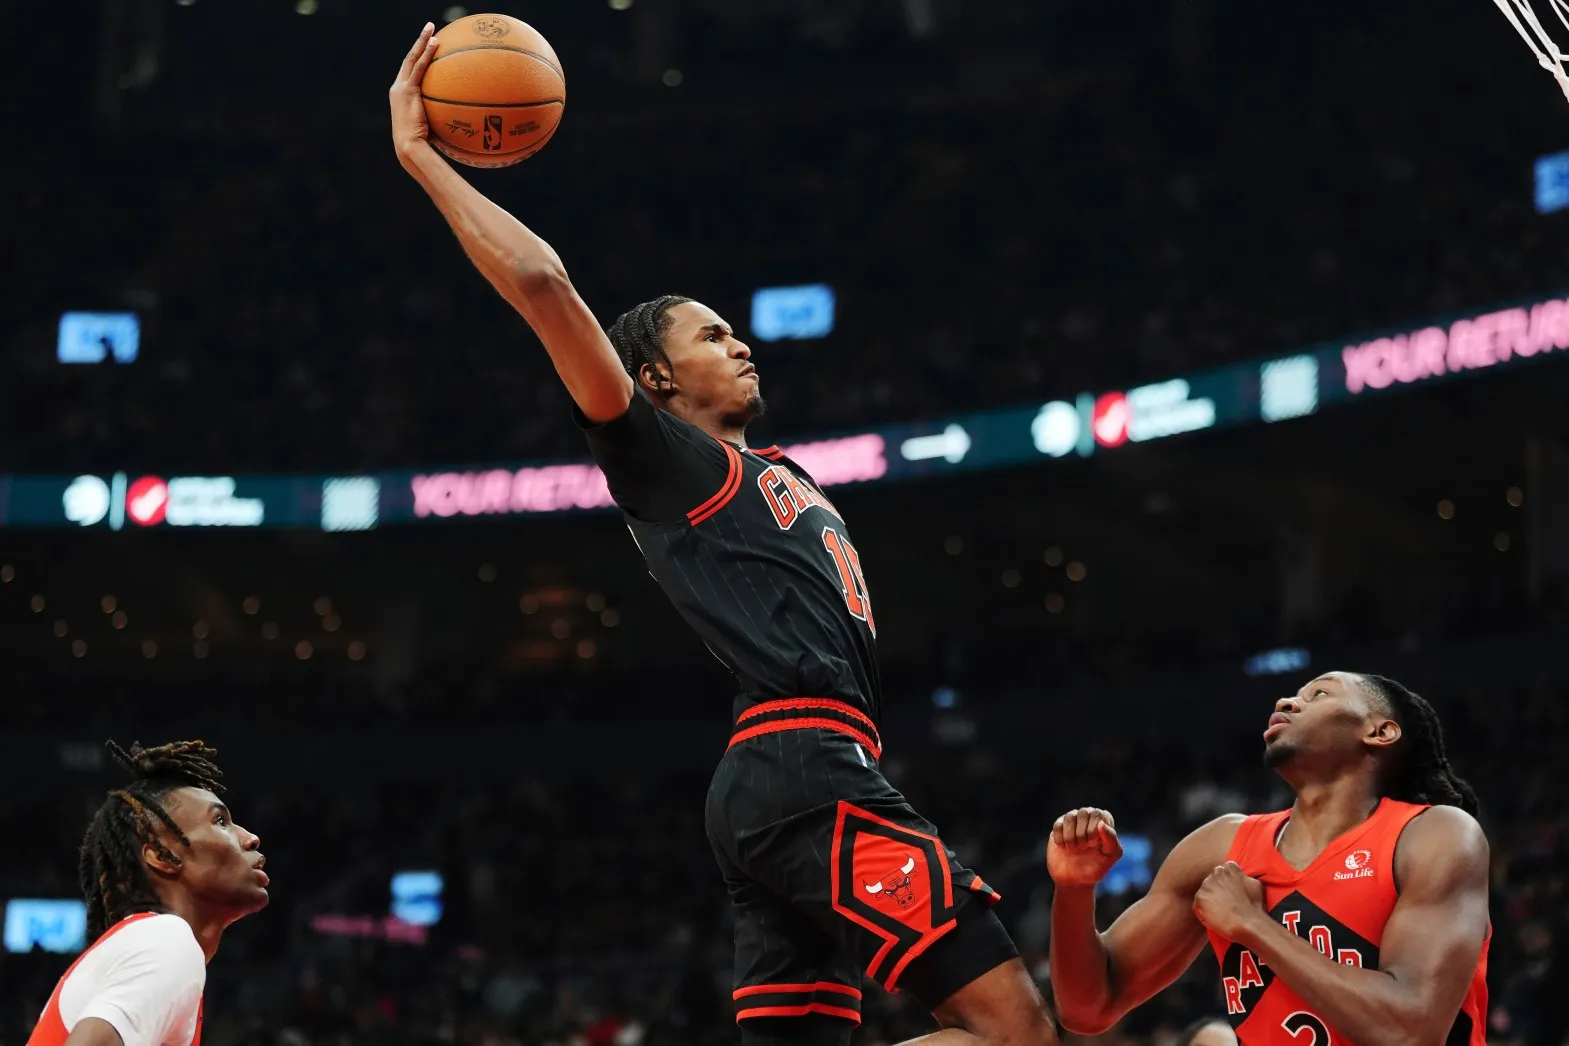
388;24;633;423
1211;806;1489;1046
1048;808;1241;1036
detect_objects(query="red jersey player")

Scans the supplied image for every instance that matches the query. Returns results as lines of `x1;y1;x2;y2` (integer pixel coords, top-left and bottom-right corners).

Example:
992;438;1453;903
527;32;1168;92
1047;672;1489;1045
28;741;268;1046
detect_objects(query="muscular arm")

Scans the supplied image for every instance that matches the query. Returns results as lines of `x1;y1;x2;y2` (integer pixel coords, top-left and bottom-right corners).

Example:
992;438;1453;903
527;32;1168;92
63;1018;124;1046
397;142;634;423
1050;815;1241;1035
1232;806;1490;1046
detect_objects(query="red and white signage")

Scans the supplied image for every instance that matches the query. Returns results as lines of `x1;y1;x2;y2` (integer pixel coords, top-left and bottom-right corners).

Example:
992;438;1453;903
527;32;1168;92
126;476;169;526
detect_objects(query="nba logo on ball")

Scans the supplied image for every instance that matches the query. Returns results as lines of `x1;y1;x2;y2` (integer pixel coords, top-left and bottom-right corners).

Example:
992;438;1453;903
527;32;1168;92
422;14;566;169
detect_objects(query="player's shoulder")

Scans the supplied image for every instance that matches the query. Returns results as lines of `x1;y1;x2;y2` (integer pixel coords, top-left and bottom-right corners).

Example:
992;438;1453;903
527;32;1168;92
1397;803;1487;855
1160;814;1250;888
99;914;205;969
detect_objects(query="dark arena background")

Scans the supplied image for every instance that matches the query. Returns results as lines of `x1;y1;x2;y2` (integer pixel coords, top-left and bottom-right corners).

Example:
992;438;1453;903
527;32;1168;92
5;1;1569;1044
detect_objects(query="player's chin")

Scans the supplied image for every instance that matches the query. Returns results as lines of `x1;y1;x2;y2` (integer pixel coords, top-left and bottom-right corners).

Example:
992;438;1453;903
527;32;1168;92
1262;739;1296;768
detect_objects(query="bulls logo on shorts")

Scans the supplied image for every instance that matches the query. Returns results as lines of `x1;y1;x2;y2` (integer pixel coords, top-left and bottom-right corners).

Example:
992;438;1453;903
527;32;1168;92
831;802;963;991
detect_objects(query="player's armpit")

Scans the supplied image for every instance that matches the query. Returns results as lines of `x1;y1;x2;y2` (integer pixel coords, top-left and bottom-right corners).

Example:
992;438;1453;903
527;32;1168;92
62;1018;125;1046
1050;814;1241;1035
401;146;634;423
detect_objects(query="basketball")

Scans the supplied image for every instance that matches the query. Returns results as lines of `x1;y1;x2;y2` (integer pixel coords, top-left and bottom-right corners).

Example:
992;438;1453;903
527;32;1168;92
421;14;565;169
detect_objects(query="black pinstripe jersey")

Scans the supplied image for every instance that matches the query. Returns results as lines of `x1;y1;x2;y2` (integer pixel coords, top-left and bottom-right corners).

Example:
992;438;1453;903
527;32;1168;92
579;393;882;723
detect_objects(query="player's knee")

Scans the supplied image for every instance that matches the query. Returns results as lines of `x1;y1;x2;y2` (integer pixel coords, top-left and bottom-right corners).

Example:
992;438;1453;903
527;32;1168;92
929;957;1059;1046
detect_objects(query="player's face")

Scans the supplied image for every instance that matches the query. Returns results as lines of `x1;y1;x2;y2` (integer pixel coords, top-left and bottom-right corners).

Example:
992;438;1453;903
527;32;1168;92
154;786;269;920
1262;671;1399;769
660;301;764;425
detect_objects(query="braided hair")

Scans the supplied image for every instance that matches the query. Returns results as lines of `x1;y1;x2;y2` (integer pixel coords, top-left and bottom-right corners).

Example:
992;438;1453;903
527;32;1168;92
78;740;226;939
605;295;692;397
1358;674;1480;817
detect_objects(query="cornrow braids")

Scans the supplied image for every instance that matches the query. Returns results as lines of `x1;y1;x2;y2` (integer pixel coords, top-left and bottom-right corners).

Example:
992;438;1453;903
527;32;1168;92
1358;675;1480;817
78;740;226;939
605;295;693;397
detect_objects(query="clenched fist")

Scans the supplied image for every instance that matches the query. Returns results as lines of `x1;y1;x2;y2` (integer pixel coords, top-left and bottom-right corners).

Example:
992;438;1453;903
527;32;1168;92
1192;861;1268;941
1047;807;1123;887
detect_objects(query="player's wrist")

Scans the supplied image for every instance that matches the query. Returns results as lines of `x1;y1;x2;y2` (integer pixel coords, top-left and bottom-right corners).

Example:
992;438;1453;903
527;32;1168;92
396;138;439;173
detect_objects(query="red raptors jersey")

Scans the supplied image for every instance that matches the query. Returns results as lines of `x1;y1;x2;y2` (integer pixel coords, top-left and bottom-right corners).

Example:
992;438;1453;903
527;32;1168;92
1208;798;1488;1046
28;913;204;1046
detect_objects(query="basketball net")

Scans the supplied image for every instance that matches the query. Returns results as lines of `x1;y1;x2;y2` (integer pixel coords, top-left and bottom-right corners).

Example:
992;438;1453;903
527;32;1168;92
1493;0;1569;102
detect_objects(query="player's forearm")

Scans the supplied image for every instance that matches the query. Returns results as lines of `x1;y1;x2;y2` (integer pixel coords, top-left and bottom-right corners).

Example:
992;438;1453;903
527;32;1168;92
1049;885;1121;1034
400;142;565;291
1236;917;1438;1046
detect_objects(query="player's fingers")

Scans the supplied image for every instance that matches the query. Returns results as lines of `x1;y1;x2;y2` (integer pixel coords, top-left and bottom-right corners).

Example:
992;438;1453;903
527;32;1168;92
396;23;435;84
1075;808;1097;841
1050;816;1067;844
410;30;440;81
1095;822;1121;855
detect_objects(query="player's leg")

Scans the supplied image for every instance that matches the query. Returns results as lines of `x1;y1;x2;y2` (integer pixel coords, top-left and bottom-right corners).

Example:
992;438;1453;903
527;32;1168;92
720;866;863;1046
709;745;863;1046
717;727;1059;1045
895;954;1058;1045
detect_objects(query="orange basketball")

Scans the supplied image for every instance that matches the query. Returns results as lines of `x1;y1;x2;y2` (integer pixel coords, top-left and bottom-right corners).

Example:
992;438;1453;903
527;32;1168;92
421;14;565;169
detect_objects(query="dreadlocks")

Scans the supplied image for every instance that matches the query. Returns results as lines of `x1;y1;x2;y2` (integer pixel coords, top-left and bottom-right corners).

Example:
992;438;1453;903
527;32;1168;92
78;740;226;940
1358;674;1480;817
605;294;693;396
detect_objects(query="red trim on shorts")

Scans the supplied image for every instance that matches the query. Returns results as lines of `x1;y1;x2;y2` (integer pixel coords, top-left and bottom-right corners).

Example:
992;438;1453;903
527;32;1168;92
969;876;1003;905
735;1003;862;1024
687;441;744;525
829;801;959;993
728;717;883;761
733;982;862;1001
737;698;878;734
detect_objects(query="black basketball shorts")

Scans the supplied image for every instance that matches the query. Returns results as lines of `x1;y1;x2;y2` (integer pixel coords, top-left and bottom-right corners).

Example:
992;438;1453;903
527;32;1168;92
705;698;1019;1032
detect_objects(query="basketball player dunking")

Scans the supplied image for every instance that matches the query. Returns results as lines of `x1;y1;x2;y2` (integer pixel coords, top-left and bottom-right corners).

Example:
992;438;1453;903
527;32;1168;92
28;741;268;1046
392;24;1059;1046
1047;672;1490;1045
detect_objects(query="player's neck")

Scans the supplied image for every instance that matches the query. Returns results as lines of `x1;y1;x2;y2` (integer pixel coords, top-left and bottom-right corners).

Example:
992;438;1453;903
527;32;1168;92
1285;775;1382;855
696;418;749;448
157;894;226;963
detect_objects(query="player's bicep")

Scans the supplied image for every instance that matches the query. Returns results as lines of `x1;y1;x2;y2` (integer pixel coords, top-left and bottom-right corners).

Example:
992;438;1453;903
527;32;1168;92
1101;816;1241;1008
501;267;633;424
1381;809;1490;1020
1099;870;1209;1005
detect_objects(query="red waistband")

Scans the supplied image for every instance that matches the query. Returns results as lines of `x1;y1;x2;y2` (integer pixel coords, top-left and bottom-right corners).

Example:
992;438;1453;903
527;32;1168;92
729;698;882;760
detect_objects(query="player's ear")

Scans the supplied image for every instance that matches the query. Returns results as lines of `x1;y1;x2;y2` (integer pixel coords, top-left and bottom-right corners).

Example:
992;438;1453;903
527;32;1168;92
141;841;183;878
638;361;675;398
1365;717;1401;751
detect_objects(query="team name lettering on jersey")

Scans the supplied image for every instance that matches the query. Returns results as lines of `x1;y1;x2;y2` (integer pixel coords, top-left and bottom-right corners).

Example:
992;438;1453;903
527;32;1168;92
1220;901;1372;1018
759;465;843;531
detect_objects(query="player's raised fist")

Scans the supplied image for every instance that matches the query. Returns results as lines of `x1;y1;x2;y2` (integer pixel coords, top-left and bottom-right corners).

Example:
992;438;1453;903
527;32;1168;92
1047;807;1122;886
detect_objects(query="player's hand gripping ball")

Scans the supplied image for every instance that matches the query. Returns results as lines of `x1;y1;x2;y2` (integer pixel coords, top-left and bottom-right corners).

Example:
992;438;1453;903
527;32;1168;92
390;15;566;170
1047;807;1123;886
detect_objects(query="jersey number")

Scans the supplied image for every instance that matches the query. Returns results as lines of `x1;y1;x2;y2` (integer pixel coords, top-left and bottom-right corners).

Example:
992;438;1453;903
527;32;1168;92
1281;1011;1332;1046
822;526;876;635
